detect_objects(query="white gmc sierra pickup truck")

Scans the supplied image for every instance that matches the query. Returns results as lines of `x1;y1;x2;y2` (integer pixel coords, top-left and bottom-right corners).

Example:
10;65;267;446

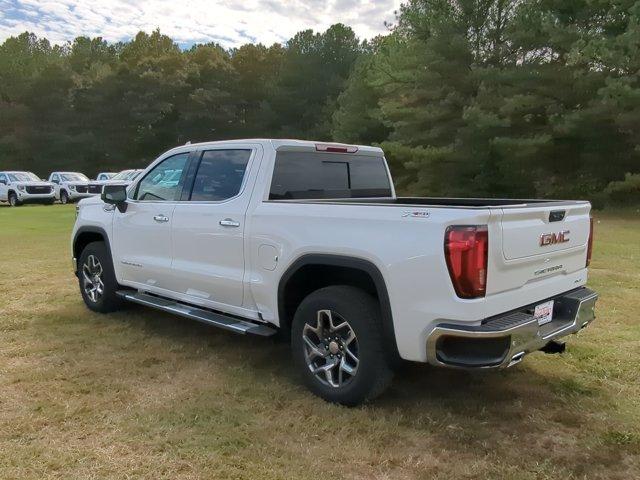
71;139;598;405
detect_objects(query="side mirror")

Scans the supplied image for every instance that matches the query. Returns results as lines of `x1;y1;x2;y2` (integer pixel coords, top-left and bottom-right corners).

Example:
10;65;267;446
101;184;128;212
0;179;6;185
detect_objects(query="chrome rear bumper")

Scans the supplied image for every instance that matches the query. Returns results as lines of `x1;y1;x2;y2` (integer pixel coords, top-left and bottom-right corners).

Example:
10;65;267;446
426;288;598;369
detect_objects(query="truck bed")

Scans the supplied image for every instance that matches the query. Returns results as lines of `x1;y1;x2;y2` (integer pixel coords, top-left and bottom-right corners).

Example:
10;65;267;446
269;196;589;209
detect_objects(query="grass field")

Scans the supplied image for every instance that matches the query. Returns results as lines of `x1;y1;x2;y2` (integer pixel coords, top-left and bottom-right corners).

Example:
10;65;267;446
0;204;638;479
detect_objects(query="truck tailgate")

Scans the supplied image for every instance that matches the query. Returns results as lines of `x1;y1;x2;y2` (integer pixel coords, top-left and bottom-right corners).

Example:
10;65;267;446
487;202;591;296
501;203;591;259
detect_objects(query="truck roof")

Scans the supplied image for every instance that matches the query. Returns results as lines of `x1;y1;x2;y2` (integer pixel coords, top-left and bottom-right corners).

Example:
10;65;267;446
169;139;384;157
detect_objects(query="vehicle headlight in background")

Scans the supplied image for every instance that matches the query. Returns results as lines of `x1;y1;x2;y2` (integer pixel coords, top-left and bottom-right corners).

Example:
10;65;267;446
17;185;25;192
70;184;76;191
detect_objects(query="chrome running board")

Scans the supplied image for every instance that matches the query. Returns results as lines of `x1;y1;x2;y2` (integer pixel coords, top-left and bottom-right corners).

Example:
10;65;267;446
116;290;277;337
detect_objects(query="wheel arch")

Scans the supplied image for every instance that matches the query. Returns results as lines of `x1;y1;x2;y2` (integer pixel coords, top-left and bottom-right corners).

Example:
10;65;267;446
72;226;112;273
277;254;399;360
7;190;18;205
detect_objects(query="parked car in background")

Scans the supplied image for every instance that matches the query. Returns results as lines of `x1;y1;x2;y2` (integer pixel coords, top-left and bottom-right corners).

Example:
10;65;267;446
0;171;55;206
107;169;144;184
96;172;116;181
48;172;93;204
72;139;598;405
83;169;145;197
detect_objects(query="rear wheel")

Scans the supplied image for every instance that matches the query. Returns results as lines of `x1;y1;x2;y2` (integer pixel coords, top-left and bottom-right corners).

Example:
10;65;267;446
291;285;393;406
8;192;20;207
78;241;123;313
60;190;69;204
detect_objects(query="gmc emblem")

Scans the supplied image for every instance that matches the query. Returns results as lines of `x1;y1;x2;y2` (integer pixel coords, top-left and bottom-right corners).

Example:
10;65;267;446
540;230;570;246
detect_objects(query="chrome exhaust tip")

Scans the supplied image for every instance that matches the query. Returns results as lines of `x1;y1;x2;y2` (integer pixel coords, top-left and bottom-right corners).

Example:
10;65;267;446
508;351;525;367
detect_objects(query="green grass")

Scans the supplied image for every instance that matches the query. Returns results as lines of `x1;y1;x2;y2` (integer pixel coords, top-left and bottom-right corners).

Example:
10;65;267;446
1;204;639;479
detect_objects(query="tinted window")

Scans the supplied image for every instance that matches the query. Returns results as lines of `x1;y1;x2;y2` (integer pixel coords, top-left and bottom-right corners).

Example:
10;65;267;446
112;170;138;181
134;153;189;201
8;172;39;182
190;150;251;201
61;173;88;182
269;152;392;200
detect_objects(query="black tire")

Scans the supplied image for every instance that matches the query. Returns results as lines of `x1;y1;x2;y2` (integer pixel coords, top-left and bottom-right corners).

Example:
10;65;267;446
60;190;69;204
78;241;123;313
8;192;20;207
291;285;394;406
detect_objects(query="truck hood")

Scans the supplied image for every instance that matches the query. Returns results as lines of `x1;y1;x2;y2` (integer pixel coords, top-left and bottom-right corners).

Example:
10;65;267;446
100;179;133;186
78;195;105;207
88;179;133;187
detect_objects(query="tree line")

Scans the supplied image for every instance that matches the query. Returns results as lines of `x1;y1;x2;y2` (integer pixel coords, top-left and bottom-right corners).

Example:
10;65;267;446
1;0;639;205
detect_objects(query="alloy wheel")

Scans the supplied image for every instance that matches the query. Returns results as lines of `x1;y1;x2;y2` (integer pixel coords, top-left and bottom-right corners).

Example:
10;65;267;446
302;310;359;388
82;254;104;303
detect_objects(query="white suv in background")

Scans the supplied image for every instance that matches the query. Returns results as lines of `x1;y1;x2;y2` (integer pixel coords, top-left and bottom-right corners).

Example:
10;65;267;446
48;172;93;204
85;169;144;194
0;171;55;206
105;169;143;185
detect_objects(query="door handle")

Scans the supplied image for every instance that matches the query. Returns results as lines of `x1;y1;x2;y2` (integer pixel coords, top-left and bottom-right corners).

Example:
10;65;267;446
153;214;169;223
219;218;240;227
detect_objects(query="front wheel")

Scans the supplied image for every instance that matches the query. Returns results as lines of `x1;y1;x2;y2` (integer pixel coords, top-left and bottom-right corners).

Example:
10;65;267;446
291;285;393;406
60;190;69;204
8;192;20;207
78;241;123;313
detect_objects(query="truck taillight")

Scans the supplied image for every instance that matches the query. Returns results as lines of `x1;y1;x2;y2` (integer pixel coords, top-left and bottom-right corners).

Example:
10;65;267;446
315;143;358;153
586;217;594;267
444;225;488;299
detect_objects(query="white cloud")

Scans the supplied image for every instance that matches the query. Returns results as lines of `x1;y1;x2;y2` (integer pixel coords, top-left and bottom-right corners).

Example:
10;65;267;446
0;0;402;47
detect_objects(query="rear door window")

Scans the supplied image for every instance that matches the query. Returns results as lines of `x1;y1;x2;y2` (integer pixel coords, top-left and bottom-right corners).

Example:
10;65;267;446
269;152;392;200
189;150;251;201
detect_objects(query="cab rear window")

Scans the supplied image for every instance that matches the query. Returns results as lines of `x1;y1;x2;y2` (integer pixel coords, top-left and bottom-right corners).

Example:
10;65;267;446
269;152;392;200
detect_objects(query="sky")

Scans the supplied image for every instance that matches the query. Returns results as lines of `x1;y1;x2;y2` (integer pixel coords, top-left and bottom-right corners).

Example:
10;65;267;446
0;0;402;48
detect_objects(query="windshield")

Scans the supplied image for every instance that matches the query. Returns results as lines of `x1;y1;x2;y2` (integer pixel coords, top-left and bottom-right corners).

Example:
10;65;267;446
111;170;133;180
8;172;40;182
60;173;89;182
112;170;141;181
